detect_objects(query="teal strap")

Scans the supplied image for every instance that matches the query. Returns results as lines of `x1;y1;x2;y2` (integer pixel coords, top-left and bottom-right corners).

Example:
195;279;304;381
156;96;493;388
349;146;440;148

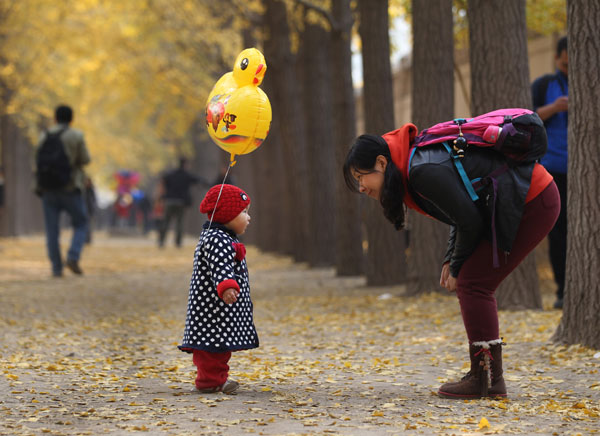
442;142;479;201
408;147;417;175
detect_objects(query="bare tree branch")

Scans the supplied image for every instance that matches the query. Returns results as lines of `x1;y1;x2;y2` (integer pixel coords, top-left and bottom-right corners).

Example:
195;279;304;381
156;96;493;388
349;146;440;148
294;0;339;30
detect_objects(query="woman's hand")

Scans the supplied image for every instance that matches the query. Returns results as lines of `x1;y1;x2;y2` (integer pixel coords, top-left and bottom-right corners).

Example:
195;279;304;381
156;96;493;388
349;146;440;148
445;275;457;292
222;288;239;304
440;263;457;292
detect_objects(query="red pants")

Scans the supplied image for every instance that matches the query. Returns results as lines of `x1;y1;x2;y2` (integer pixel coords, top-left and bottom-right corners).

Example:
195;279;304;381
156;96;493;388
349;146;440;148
192;350;231;389
456;181;560;343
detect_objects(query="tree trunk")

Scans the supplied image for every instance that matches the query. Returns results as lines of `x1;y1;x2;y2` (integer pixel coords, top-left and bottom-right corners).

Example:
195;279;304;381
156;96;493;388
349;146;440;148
358;0;407;285
256;75;291;254
468;0;541;310
262;0;310;262
301;21;336;267
236;148;259;247
553;0;600;349
331;0;364;276
407;0;454;295
0;113;44;236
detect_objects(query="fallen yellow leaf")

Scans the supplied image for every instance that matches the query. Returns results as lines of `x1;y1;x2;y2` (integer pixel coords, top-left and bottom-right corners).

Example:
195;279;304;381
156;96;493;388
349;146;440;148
478;417;490;429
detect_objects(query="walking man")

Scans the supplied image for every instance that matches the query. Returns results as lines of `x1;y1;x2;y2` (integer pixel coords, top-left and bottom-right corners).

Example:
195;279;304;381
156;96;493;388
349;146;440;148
36;105;91;277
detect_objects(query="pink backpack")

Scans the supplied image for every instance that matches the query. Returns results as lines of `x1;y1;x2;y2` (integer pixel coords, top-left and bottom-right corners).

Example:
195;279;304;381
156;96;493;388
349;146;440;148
413;108;547;163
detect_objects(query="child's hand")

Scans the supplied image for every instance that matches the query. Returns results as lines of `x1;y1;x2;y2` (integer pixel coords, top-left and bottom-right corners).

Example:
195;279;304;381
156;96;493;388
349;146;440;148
222;288;239;304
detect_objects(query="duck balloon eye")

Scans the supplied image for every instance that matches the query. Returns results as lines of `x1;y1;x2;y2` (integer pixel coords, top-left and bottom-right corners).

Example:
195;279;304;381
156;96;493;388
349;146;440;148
240;58;249;70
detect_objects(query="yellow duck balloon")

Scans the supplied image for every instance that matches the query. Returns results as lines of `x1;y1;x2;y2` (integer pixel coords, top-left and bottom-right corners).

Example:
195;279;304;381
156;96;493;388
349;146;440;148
205;48;272;165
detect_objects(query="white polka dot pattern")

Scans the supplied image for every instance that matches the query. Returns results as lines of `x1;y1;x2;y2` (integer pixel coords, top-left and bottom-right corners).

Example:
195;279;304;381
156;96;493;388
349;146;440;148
178;225;259;353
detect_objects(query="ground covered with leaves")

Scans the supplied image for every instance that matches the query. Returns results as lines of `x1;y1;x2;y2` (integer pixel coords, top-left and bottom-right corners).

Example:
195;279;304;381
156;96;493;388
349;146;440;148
1;234;598;436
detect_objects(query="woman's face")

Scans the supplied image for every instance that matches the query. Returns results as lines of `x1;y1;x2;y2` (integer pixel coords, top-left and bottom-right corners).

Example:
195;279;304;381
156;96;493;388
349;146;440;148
351;155;387;200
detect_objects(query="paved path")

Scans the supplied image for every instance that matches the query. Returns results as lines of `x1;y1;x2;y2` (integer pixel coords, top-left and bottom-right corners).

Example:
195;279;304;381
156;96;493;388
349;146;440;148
1;234;598;435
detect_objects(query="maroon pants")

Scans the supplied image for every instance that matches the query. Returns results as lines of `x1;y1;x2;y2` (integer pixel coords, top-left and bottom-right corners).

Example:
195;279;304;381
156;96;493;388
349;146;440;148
456;182;561;343
192;350;231;389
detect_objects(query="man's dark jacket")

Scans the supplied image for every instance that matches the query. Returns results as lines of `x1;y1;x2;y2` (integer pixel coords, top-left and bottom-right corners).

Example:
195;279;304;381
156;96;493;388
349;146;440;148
162;168;199;206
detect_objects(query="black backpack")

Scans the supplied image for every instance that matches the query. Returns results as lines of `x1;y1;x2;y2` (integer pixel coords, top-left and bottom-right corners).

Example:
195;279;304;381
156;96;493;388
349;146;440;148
36;127;72;190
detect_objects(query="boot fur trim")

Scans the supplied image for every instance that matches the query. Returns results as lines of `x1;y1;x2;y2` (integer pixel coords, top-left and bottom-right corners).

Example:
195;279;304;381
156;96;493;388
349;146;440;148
471;338;502;348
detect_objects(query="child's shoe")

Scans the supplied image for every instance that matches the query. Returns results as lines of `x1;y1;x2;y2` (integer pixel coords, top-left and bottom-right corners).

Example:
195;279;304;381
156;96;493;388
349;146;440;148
195;379;239;394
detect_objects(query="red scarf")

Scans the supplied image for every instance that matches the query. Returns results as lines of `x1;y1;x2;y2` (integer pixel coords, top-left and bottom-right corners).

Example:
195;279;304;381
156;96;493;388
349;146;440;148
382;124;427;216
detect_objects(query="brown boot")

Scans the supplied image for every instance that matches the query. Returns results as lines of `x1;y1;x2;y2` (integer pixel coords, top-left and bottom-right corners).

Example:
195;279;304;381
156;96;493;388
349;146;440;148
438;340;507;399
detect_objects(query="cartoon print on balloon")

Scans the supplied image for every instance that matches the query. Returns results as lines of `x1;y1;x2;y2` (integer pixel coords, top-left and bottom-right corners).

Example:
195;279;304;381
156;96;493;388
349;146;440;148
205;48;272;164
222;113;237;131
206;99;225;132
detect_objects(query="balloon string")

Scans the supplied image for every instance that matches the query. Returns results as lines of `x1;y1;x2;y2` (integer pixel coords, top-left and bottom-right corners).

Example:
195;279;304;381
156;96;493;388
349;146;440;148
205;161;234;235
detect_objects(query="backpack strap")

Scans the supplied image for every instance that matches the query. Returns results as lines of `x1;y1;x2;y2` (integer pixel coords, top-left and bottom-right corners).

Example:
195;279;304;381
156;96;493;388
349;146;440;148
52;125;68;132
45;126;68;139
441;141;510;268
471;164;509;268
442;142;479;201
556;72;567;96
532;74;554;113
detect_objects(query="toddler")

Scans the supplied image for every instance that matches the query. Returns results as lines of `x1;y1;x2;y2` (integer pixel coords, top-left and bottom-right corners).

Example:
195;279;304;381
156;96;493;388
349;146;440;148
178;184;259;394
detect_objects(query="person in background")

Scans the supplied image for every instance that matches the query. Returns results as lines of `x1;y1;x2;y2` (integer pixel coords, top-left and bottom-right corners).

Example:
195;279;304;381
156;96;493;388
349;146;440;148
157;158;203;248
531;36;568;309
35;105;90;277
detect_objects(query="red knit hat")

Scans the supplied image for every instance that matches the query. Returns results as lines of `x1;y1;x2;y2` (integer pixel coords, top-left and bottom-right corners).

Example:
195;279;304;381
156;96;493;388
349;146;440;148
199;184;250;224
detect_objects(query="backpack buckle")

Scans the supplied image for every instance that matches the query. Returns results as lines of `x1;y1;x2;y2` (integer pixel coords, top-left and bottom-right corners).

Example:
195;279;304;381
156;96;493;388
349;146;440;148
452;124;468;158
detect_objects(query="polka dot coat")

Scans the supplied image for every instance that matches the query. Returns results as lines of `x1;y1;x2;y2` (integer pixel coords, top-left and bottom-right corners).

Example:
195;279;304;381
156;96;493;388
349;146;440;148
179;223;259;353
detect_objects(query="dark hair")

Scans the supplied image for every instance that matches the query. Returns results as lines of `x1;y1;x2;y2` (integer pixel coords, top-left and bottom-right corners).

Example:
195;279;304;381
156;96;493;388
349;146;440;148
343;134;406;230
178;157;187;169
55;105;73;123
556;36;567;57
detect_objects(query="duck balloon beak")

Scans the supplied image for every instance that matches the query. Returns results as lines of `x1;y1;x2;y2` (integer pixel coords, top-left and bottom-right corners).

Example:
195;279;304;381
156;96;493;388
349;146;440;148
253;64;265;84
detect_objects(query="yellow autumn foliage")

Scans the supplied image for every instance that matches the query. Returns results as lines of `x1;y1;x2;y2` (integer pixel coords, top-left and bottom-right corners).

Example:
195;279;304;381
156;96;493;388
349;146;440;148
0;0;261;185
